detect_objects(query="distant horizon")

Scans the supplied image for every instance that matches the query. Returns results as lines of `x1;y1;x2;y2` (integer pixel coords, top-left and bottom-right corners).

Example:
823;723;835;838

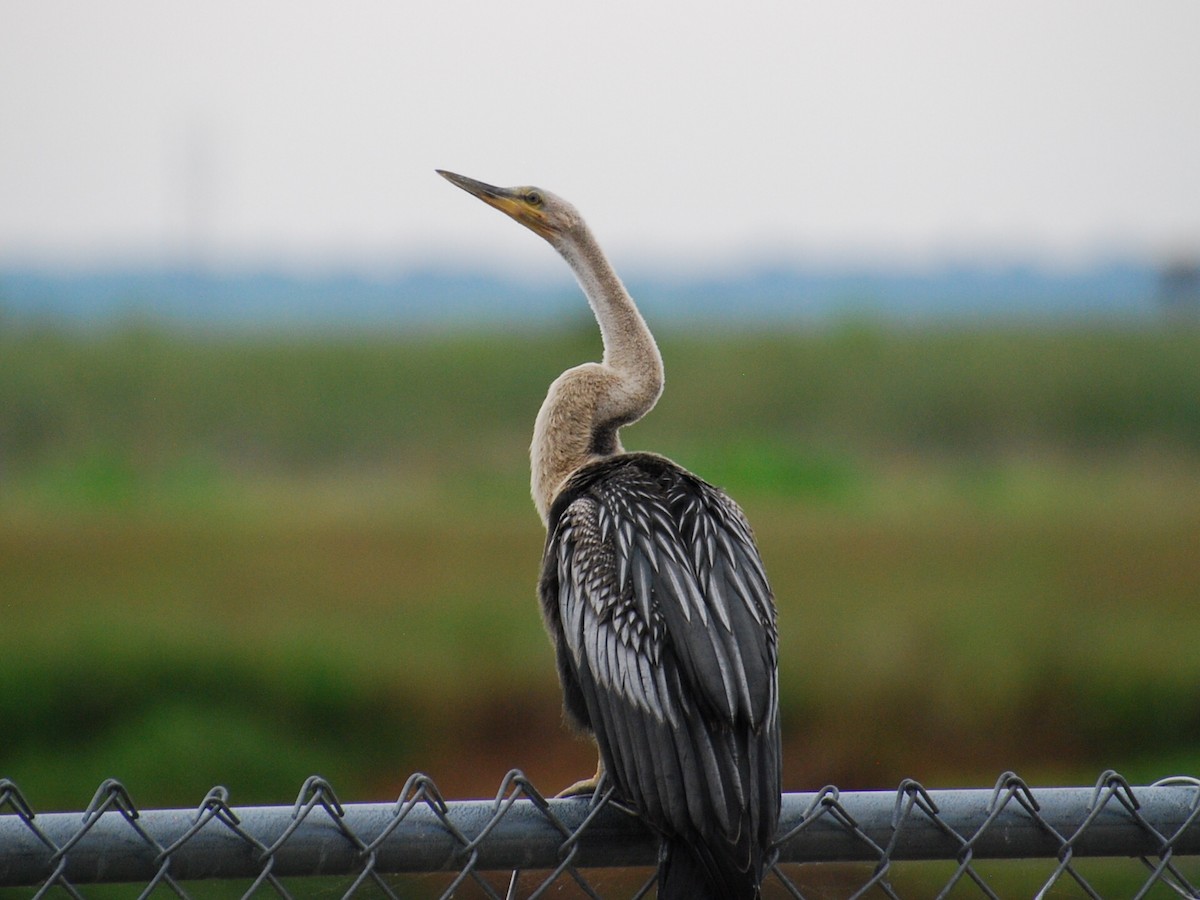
1;243;1192;279
2;255;1180;329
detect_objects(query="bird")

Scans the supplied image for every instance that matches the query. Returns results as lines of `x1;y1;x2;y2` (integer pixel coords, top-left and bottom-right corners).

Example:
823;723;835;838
438;169;781;899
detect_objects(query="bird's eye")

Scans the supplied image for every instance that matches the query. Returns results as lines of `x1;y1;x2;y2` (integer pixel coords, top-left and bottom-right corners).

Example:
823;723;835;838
525;191;543;206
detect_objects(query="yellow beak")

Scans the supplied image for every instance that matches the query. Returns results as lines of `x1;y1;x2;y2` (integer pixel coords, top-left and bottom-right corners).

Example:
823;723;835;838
437;170;554;240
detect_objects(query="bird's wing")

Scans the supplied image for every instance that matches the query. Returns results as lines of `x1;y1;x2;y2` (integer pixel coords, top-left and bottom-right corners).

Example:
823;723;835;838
546;455;779;860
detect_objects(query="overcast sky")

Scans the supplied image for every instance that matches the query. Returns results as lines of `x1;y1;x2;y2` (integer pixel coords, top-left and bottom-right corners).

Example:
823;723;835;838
2;1;1198;273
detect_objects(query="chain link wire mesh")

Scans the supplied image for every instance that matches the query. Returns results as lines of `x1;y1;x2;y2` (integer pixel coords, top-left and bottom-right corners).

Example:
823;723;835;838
2;769;1199;898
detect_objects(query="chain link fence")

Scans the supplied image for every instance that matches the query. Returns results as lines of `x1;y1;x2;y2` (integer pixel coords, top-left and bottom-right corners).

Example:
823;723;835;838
2;769;1199;898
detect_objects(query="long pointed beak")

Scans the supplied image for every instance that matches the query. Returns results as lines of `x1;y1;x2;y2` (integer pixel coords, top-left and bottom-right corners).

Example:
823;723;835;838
436;169;555;240
436;169;510;203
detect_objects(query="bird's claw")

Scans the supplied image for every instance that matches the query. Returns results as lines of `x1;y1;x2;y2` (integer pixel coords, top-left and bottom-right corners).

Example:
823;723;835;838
556;775;601;798
556;760;607;799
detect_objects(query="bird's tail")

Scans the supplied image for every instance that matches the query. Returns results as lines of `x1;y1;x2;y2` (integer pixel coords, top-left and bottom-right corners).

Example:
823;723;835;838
657;834;762;900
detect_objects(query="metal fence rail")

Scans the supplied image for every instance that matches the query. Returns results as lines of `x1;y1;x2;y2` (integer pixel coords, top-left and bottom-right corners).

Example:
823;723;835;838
2;770;1199;898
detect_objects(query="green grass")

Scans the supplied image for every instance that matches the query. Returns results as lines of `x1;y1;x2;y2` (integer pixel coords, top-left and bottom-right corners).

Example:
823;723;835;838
2;322;1199;816
4;322;1200;475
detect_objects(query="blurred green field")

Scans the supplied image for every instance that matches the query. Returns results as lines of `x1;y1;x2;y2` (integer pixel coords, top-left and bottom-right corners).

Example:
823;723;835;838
2;320;1199;815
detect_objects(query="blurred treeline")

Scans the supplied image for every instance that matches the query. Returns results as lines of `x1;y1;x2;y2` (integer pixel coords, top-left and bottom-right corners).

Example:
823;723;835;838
2;319;1199;814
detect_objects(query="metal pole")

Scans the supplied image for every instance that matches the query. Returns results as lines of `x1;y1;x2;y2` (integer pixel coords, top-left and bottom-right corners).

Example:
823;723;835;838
1;781;1198;887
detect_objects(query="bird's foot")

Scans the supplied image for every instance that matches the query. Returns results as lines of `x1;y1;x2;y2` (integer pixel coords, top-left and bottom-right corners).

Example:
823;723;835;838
556;760;606;799
555;775;601;798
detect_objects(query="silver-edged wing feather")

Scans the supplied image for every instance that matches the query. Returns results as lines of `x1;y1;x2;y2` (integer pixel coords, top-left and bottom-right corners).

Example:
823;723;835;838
540;453;781;874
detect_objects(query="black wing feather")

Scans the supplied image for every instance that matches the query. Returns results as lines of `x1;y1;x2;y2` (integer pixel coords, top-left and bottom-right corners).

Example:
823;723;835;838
539;452;781;892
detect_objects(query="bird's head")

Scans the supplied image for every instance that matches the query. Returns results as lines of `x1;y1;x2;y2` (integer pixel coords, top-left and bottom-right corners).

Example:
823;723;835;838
437;170;580;246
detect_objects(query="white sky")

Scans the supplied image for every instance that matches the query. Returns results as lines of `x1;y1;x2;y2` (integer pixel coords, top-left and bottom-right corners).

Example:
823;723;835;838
2;1;1198;273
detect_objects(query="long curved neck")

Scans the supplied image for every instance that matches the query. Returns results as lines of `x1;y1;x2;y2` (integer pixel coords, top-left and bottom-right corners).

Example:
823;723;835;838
560;228;662;381
531;225;664;524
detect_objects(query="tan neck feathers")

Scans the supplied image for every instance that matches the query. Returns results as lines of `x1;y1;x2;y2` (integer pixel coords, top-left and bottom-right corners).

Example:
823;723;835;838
531;222;665;523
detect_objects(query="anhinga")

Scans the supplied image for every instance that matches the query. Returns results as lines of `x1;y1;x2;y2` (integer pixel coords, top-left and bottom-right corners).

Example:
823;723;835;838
438;170;781;899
